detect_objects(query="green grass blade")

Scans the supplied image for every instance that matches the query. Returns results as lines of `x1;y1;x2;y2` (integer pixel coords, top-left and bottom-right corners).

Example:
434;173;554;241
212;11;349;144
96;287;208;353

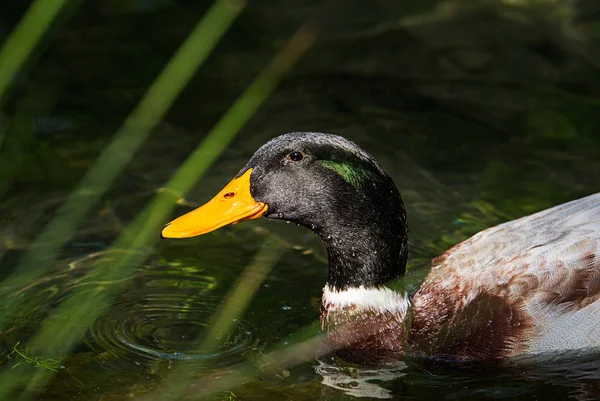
1;0;243;293
0;1;245;397
146;244;285;401
0;7;318;399
14;16;317;399
0;0;70;107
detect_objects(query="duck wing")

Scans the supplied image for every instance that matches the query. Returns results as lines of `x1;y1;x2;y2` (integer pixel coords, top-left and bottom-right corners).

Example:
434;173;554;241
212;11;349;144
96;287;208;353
409;192;600;359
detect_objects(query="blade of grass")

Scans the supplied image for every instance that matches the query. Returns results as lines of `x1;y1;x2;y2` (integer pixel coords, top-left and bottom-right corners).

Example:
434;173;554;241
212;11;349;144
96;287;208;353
0;0;77;200
157;23;319;197
24;5;319;360
145;243;285;401
0;1;244;397
201;244;284;352
131;19;323;401
0;0;243;296
0;0;70;108
4;8;318;399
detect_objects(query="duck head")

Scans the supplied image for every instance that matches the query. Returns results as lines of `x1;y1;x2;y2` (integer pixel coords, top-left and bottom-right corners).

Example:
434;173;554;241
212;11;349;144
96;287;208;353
162;132;408;291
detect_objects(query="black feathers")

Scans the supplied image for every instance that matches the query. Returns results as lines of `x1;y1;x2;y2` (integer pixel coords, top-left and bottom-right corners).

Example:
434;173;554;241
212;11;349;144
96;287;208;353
243;132;409;290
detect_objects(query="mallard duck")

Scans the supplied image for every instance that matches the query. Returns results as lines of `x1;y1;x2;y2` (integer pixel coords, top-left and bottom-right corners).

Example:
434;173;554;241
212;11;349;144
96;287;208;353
161;132;600;361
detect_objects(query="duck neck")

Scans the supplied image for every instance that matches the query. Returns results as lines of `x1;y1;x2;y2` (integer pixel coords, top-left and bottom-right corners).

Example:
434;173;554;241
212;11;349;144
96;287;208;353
320;284;412;358
317;214;408;291
321;284;411;318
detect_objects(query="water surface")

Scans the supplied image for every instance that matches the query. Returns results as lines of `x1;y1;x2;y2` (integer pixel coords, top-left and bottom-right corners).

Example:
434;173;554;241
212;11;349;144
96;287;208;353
1;0;600;400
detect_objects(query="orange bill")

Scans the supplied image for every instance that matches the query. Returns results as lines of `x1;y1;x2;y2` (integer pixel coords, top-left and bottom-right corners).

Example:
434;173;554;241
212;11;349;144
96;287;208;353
161;168;268;238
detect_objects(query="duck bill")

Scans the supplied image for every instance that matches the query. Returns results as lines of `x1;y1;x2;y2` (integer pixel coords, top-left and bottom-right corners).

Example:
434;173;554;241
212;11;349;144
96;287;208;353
161;169;268;238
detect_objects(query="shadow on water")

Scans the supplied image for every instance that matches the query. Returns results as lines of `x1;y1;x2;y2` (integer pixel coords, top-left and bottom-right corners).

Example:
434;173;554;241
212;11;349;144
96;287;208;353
1;0;600;400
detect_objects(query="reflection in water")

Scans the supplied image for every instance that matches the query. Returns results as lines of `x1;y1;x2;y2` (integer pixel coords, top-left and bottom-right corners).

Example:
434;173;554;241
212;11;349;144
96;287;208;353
315;357;407;399
511;350;600;401
312;350;600;400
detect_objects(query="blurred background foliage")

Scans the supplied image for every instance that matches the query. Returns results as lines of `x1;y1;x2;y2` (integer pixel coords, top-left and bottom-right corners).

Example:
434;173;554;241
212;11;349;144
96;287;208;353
0;0;600;400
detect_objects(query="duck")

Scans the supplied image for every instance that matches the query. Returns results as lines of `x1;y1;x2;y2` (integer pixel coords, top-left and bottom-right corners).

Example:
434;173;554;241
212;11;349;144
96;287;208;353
161;132;600;362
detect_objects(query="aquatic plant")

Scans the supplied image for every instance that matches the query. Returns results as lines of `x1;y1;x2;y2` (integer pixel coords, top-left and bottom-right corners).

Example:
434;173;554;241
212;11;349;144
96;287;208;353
7;342;61;372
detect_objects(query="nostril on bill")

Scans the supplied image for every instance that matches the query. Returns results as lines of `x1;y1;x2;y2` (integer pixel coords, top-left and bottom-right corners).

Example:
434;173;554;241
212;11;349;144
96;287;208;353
223;192;235;199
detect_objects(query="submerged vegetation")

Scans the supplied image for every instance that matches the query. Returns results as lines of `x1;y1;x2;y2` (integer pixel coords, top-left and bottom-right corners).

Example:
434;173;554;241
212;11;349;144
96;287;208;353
0;0;599;400
7;342;61;372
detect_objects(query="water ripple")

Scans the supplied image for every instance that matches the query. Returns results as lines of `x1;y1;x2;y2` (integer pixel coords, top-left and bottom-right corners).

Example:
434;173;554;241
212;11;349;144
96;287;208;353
86;291;256;368
7;250;259;372
83;261;258;369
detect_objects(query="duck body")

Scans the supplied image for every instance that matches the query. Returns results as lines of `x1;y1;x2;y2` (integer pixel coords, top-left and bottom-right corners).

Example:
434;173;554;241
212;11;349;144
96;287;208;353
409;192;600;360
162;132;600;362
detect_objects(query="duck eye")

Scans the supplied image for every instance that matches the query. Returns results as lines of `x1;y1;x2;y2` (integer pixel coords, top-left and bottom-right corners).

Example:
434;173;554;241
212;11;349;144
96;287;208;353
288;151;304;162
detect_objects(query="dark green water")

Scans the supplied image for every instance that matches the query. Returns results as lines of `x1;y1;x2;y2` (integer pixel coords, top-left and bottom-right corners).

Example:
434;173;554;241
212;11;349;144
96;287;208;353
1;0;600;400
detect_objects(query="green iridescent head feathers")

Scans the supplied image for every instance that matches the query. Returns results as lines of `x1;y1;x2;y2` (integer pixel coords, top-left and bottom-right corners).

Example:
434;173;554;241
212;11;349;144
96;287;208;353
321;159;373;189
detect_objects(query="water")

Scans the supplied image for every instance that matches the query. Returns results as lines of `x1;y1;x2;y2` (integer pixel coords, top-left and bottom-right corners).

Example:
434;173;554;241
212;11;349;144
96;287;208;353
1;0;600;400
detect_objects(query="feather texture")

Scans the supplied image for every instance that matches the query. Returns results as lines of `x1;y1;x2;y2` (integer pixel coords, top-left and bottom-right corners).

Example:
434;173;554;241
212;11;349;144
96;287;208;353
322;193;600;360
411;192;600;359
